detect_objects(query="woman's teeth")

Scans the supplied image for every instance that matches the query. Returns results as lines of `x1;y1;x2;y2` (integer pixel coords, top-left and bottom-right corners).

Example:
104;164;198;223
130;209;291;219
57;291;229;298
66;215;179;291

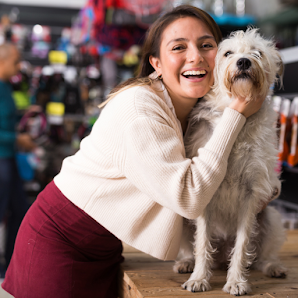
182;70;206;78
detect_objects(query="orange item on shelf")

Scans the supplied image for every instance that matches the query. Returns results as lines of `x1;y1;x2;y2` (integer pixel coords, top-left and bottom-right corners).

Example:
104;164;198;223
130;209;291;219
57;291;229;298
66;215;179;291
278;98;290;162
287;97;298;167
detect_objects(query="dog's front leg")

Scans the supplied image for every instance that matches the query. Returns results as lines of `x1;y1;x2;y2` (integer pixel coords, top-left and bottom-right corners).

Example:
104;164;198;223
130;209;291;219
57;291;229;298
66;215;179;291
182;214;214;292
173;218;195;274
223;203;256;296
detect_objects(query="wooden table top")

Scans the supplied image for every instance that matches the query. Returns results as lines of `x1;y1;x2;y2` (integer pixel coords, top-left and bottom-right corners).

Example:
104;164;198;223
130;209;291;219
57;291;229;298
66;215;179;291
122;230;298;298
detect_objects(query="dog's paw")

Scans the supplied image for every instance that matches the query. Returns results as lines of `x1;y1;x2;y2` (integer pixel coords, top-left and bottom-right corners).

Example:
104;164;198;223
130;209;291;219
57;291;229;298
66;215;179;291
182;279;211;292
173;258;194;274
263;263;287;278
223;281;252;296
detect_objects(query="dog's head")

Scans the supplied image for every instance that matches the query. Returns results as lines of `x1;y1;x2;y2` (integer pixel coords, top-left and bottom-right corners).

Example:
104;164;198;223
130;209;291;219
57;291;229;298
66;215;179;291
213;28;283;101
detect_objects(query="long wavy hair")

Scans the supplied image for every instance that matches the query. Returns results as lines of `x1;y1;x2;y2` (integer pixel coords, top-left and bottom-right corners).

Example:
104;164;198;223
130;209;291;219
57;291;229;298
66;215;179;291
99;5;222;108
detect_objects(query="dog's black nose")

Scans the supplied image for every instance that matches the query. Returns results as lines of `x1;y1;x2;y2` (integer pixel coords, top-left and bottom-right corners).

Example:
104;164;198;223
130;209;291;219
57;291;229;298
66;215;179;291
237;58;251;70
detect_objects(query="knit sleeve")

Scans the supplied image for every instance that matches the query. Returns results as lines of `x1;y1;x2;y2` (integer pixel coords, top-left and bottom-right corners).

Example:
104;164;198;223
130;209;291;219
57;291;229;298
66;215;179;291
123;107;246;219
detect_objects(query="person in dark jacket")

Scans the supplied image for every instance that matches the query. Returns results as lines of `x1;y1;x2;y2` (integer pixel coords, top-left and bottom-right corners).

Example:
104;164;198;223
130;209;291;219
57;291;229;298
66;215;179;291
0;43;35;276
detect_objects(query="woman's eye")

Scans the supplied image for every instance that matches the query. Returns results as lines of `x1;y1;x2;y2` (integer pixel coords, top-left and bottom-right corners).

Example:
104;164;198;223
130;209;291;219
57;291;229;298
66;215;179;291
172;46;184;51
202;43;213;48
224;51;233;57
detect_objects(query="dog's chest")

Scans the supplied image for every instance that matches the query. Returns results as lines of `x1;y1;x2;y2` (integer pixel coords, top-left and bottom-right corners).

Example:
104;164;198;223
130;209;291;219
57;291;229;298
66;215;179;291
186;103;277;224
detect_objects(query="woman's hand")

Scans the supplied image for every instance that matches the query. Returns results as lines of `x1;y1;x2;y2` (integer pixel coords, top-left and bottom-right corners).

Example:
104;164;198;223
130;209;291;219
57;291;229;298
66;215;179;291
228;95;266;118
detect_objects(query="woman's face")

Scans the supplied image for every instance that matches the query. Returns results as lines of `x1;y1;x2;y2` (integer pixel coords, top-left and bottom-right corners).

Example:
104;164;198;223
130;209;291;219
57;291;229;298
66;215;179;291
150;17;217;108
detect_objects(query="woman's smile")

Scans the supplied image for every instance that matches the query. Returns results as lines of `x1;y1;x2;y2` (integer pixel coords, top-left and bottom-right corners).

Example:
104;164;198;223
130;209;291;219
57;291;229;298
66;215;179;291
181;68;208;82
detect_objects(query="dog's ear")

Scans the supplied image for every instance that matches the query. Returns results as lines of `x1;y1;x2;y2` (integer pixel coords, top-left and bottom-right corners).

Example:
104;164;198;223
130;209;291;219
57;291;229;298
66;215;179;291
276;52;284;78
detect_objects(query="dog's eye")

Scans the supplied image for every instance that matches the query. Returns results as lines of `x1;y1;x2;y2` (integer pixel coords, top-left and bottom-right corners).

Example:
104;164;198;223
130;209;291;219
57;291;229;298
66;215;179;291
224;51;233;57
252;50;263;59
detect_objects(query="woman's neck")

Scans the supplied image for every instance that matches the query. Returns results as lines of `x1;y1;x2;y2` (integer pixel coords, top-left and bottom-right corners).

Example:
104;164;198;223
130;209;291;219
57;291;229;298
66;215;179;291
169;95;197;134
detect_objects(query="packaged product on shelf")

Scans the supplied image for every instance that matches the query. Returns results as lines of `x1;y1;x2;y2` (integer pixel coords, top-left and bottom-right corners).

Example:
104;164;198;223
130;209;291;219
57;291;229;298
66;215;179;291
278;98;291;163
288;97;298;167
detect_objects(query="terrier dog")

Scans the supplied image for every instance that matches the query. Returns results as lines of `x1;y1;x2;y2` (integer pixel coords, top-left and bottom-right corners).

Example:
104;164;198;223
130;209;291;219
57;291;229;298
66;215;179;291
174;28;287;296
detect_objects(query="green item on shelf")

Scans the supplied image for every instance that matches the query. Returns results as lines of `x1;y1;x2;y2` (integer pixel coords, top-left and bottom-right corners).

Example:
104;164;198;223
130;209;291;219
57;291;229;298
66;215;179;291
13;91;31;110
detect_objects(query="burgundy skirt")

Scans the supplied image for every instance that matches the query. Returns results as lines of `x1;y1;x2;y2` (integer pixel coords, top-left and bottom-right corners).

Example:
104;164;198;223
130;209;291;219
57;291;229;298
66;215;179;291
2;181;124;298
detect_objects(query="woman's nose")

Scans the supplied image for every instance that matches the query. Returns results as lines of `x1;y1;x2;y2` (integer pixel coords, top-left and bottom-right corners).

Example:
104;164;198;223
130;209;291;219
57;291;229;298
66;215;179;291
187;46;204;64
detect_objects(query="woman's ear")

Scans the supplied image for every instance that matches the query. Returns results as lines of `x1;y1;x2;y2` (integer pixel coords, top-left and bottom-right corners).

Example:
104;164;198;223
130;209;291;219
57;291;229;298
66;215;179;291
149;55;162;76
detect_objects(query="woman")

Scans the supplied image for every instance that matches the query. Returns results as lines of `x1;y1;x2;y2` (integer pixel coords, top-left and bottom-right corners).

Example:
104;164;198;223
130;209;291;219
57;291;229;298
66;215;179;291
2;5;265;298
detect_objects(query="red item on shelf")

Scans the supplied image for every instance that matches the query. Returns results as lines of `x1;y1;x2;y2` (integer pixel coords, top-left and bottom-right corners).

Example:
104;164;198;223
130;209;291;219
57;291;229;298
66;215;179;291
278;98;290;163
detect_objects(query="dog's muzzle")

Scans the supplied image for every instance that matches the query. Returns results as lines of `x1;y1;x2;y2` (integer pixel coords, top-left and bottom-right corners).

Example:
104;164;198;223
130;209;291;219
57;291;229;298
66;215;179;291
237;58;251;71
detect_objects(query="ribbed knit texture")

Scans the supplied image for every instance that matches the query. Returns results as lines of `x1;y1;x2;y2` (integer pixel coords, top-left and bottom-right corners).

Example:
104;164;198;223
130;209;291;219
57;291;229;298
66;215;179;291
54;81;246;260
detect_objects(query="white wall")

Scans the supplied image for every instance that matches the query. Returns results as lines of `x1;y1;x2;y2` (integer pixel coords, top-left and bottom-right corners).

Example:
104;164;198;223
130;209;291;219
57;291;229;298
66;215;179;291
245;0;282;18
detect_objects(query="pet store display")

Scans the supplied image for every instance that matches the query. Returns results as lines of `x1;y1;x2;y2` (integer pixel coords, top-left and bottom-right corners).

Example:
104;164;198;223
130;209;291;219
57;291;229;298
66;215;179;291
274;96;298;168
0;0;297;218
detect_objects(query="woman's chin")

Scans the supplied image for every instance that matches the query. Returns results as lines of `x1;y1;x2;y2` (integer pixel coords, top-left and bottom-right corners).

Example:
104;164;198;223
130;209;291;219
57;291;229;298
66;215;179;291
185;89;209;100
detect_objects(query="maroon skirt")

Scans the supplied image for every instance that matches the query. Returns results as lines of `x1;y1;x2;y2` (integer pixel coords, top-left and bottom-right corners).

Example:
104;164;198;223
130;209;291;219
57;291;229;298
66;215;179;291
2;181;124;298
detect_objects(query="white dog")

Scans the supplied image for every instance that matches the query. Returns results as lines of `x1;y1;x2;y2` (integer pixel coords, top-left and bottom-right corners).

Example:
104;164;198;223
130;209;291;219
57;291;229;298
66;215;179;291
174;28;287;296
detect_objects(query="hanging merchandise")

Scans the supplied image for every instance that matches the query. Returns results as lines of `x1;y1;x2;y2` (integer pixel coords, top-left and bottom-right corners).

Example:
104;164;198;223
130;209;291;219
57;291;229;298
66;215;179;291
17;109;48;181
272;96;282;174
31;25;51;59
48;51;68;65
77;0;96;44
288;97;298;167
76;0;168;53
273;96;282;114
18;109;48;145
63;66;84;115
106;0;166;16
49;65;67;105
56;28;76;59
11;61;32;110
71;46;95;67
11;24;29;50
46;102;65;125
33;65;54;109
94;22;147;50
122;45;141;67
278;98;291;164
29;66;42;105
105;7;161;27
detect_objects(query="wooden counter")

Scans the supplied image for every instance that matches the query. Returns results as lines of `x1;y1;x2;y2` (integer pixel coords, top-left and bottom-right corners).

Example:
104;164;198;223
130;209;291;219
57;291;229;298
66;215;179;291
122;230;298;298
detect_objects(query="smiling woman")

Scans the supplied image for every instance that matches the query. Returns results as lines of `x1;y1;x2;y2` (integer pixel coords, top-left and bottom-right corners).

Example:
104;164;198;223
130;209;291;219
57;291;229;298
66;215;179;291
149;17;218;131
2;5;267;298
99;5;222;132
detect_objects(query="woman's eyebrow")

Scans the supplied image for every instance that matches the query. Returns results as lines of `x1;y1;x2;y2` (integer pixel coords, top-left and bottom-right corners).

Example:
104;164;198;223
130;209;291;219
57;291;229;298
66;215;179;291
166;35;215;46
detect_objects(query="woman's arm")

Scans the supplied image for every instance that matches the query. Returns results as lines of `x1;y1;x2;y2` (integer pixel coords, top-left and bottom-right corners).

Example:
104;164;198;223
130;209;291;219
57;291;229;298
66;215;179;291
123;107;246;219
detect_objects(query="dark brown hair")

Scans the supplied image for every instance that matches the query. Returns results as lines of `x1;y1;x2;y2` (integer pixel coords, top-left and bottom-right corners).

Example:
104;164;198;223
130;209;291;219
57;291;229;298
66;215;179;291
99;5;222;108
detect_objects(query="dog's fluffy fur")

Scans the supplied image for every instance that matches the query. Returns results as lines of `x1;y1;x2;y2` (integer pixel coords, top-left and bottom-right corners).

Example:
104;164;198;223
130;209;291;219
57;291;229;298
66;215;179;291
174;28;287;296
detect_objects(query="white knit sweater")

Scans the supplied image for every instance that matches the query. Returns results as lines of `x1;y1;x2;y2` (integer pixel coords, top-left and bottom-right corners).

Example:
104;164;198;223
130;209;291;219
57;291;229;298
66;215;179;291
54;78;246;260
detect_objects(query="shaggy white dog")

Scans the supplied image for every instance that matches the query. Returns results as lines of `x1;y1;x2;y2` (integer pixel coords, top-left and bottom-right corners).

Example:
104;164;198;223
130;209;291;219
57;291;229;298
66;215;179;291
174;28;287;296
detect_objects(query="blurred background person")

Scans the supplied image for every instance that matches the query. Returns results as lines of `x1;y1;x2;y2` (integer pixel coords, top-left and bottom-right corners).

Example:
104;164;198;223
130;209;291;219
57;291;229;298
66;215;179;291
0;43;35;277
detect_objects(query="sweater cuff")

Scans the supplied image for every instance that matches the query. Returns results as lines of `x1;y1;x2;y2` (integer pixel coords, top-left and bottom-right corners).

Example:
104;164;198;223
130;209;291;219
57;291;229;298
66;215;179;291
204;107;246;160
